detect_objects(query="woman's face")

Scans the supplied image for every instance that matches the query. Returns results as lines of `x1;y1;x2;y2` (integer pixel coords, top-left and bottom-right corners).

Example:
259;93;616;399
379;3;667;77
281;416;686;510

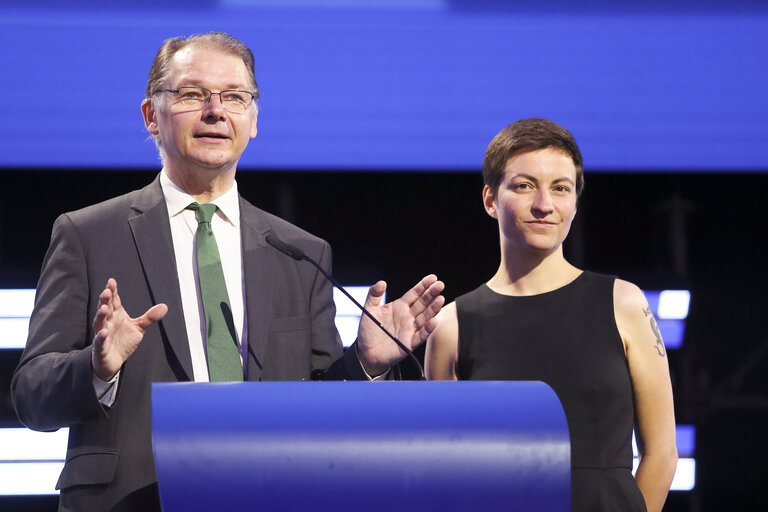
483;147;578;254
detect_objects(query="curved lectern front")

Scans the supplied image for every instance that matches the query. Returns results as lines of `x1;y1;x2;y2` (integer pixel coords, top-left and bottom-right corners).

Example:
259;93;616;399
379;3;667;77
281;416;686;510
152;381;570;511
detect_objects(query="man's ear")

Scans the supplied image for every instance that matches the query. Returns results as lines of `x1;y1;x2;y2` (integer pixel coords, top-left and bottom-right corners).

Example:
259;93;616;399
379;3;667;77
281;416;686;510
482;185;498;219
250;111;258;139
141;98;159;135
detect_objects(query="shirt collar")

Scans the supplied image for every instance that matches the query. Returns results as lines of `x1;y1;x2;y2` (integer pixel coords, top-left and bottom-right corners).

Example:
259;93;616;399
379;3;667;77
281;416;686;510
160;170;241;227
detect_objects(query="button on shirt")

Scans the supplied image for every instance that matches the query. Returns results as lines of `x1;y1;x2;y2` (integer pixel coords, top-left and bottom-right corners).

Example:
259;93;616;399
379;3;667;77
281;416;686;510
161;171;246;382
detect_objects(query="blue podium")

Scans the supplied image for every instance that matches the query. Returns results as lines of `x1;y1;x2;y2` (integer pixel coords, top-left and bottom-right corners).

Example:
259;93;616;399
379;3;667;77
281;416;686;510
152;381;570;511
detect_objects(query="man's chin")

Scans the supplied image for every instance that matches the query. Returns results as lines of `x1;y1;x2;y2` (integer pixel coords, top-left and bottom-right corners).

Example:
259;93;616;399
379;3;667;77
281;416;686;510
189;150;237;169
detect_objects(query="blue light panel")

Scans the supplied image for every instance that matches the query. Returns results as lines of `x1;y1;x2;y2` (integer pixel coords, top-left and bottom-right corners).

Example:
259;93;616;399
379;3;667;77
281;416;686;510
1;2;766;170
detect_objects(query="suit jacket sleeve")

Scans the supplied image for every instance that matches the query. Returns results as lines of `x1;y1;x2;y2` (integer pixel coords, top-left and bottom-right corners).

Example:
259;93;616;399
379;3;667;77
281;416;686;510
271;232;367;381
285;232;404;381
306;239;420;381
305;238;371;381
11;213;106;431
245;204;366;382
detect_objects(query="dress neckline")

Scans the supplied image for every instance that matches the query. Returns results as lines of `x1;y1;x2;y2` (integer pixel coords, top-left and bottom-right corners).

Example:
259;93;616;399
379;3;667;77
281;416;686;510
483;270;587;299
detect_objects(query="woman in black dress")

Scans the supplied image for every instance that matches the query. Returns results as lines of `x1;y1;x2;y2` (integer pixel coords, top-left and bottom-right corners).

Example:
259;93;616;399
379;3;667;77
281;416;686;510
426;118;678;511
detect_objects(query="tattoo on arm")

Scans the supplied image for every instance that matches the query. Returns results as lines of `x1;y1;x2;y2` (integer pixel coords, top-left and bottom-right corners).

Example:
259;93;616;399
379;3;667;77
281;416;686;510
643;306;666;357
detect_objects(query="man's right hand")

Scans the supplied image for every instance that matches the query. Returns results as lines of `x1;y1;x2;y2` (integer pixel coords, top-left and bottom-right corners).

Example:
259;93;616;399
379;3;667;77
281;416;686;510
91;278;168;382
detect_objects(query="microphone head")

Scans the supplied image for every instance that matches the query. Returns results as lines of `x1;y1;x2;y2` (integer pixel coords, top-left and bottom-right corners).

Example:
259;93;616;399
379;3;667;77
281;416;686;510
265;234;305;261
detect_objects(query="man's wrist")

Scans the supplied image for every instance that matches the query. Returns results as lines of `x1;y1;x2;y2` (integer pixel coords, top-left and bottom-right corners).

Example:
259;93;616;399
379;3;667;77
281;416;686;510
91;356;119;383
354;343;389;380
93;369;120;404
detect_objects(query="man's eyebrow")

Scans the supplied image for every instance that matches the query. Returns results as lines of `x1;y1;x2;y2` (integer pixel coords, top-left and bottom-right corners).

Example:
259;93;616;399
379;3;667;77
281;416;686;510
176;78;248;90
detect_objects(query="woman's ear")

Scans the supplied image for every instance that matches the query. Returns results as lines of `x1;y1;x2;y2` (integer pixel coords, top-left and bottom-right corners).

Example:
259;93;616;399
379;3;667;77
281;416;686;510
482;185;498;219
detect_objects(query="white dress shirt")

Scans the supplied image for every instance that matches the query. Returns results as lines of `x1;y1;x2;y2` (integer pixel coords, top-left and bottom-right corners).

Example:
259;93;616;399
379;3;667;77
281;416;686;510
161;171;246;382
94;171;247;403
94;171;382;402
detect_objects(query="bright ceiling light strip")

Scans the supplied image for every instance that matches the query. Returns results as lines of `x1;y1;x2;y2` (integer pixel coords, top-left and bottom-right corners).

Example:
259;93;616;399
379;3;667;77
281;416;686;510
658;290;691;319
0;289;35;317
333;286;382;347
0;318;30;349
0;462;63;495
671;458;696;491
0;428;68;461
334;316;360;348
2;288;378;350
4;456;697;495
632;457;695;491
0;289;35;350
332;286;380;316
633;425;694;457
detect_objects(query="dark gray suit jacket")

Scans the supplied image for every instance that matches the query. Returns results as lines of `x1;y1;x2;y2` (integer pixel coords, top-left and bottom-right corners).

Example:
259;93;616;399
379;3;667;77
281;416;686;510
11;176;366;511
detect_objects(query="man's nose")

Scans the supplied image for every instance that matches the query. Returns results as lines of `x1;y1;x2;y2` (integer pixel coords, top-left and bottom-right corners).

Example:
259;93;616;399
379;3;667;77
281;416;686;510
202;92;226;116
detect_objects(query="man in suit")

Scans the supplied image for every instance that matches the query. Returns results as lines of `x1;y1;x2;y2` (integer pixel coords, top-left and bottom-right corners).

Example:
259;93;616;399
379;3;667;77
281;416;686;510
11;32;445;511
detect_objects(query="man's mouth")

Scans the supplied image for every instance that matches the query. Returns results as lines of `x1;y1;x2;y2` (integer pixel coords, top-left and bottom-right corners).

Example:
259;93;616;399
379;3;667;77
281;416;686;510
195;133;228;139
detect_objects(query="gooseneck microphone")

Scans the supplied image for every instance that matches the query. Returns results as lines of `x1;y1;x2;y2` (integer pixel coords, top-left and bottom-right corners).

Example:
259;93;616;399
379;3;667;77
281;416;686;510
265;234;424;377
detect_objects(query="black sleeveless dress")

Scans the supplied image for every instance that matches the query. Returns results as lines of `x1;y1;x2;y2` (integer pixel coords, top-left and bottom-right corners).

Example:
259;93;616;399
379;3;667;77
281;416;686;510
456;271;647;511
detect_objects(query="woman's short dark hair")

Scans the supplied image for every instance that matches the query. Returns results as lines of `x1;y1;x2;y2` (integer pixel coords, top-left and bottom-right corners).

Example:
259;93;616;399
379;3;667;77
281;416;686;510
482;118;584;198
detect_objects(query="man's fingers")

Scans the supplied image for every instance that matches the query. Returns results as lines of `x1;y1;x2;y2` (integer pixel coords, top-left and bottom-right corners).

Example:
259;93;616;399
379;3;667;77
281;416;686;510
397;274;435;305
92;327;109;352
92;303;110;331
408;277;445;316
424;279;446;300
110;280;123;311
410;274;439;299
97;286;113;317
137;303;168;330
422;316;439;335
412;294;446;332
97;278;118;314
364;281;387;308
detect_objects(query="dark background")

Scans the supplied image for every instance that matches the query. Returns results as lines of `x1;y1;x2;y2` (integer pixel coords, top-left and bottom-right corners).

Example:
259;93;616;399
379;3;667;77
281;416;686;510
0;168;766;510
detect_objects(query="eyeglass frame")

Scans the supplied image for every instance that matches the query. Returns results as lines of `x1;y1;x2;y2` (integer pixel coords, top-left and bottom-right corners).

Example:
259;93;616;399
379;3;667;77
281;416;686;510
153;86;257;114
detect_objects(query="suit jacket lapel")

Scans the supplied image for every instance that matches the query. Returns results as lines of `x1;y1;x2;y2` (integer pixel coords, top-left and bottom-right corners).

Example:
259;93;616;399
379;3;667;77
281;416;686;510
239;197;274;381
128;176;194;380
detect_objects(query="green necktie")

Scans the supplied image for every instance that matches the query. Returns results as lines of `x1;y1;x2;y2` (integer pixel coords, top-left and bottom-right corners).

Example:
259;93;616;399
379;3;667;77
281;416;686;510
187;202;243;381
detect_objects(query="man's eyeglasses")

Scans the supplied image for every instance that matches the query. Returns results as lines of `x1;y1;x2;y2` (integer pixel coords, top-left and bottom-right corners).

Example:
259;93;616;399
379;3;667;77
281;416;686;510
154;86;256;115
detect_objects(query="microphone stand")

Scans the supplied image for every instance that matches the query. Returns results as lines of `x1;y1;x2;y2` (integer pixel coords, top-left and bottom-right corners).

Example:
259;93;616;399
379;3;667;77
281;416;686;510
265;234;424;378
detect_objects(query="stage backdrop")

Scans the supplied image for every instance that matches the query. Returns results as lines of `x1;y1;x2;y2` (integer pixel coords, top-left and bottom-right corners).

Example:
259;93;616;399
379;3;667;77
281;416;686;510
1;0;767;171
